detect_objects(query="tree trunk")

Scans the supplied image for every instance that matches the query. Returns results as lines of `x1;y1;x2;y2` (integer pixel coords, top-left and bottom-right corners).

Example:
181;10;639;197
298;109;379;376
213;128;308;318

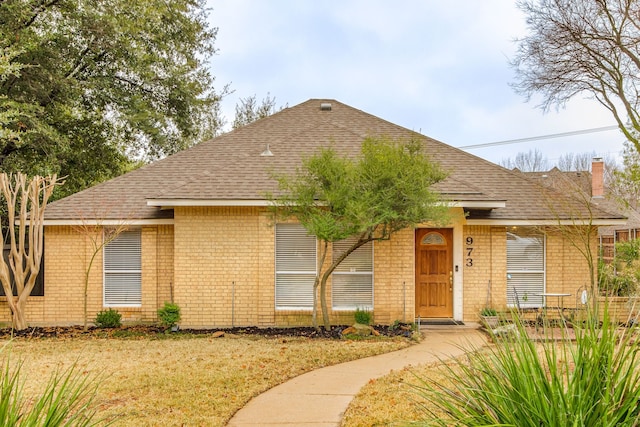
12;301;28;330
0;173;59;331
313;241;330;331
312;276;320;331
320;273;331;331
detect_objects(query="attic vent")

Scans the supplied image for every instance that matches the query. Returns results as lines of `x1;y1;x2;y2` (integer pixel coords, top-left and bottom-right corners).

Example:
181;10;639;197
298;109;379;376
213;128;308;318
320;102;332;111
260;144;274;157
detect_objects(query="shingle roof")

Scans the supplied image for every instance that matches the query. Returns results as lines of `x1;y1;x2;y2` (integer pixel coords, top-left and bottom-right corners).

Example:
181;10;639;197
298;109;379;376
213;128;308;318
44;99;625;223
520;167;636;232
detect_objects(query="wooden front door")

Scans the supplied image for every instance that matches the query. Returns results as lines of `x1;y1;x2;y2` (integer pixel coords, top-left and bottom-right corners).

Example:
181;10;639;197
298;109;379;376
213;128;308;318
415;228;453;318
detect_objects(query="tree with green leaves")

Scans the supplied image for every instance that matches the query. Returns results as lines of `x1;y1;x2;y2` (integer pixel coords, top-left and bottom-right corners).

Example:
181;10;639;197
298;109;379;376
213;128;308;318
610;140;640;210
232;93;284;129
271;137;449;330
0;0;226;198
512;0;640;153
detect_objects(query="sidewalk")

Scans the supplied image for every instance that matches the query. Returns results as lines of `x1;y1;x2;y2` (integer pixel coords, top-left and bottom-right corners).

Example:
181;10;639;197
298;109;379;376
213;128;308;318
227;324;487;427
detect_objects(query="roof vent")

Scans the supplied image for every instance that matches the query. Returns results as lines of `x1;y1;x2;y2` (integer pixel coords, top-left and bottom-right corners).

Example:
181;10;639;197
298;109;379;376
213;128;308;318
320;102;332;111
260;144;274;157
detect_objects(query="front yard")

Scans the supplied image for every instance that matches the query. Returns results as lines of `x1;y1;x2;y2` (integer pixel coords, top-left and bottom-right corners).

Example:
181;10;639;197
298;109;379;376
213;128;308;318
1;329;411;426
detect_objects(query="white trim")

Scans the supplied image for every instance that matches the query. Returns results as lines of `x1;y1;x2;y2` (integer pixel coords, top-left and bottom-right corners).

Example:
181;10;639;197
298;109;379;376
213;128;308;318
331;238;374;311
506;230;546;308
447;200;506;208
43;219;174;226
414;226;460;321
146;198;506;209
103;228;142;308
452;225;463;322
467;219;627;226
274;223;317;310
147;199;271;207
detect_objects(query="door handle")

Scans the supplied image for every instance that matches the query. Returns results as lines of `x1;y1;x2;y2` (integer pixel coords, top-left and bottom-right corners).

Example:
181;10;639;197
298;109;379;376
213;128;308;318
449;271;453;290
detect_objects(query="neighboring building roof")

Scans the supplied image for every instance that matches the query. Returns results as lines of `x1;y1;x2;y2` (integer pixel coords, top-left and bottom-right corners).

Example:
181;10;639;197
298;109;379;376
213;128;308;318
44;99;626;224
519;167;637;234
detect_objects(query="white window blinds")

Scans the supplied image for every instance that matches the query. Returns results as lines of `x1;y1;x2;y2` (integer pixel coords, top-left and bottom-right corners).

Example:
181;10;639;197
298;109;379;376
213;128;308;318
104;229;142;306
332;238;373;310
275;224;316;309
506;230;545;308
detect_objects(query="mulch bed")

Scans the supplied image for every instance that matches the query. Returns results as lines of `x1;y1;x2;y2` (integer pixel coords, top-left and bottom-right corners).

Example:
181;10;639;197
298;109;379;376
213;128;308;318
0;323;416;340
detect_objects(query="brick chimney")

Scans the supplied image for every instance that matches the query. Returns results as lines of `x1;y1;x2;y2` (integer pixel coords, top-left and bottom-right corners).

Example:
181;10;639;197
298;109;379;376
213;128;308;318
592;157;604;198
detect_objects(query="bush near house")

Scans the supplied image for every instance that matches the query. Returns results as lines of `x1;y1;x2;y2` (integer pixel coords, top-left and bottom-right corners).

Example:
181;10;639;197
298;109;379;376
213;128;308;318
94;309;122;328
354;308;372;325
157;302;181;329
599;239;640;296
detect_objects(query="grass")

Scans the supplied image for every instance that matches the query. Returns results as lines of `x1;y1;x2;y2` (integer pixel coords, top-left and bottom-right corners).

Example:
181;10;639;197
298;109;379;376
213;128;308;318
341;358;457;426
2;332;410;426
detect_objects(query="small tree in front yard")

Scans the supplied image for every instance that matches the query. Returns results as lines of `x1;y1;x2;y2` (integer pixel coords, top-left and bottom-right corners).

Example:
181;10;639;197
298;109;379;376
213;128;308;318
0;173;60;330
533;170;602;294
73;220;130;331
270;136;450;330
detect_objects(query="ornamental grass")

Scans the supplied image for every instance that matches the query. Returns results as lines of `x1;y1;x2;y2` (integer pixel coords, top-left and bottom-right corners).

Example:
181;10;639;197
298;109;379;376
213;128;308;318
0;347;102;426
412;308;640;426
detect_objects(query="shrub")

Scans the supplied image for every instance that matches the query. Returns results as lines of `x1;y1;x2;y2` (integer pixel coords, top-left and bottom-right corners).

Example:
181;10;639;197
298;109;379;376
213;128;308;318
94;308;122;328
354;308;372;325
479;307;497;316
158;302;181;328
599;239;640;297
412;309;640;426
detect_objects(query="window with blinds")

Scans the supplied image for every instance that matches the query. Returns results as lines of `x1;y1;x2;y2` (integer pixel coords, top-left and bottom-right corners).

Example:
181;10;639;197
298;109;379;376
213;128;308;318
506;230;545;308
104;229;142;306
332;238;373;310
275;224;316;310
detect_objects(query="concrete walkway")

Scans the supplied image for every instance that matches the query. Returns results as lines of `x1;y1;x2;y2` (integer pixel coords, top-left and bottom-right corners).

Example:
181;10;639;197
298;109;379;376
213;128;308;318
227;325;487;427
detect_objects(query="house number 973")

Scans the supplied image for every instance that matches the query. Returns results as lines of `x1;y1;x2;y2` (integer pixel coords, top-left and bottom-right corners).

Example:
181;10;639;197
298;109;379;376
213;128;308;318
465;236;474;267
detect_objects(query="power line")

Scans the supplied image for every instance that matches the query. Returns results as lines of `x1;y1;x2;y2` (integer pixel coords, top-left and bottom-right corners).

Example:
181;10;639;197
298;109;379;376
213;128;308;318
457;125;619;150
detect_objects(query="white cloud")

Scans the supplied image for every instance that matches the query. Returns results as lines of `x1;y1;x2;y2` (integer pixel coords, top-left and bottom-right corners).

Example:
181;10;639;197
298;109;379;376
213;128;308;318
207;0;627;166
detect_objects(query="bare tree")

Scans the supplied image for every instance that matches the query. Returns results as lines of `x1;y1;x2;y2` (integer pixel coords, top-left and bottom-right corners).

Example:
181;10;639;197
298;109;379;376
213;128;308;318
512;0;640;153
557;152;597;172
73;221;130;330
537;172;600;293
0;173;60;330
500;148;549;171
557;152;619;191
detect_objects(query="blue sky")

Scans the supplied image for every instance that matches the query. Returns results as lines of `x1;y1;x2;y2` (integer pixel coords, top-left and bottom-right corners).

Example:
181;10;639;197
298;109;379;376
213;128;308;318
206;1;625;167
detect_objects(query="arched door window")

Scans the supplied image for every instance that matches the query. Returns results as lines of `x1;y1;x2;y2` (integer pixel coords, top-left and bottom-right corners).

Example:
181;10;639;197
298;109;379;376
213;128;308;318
421;232;445;245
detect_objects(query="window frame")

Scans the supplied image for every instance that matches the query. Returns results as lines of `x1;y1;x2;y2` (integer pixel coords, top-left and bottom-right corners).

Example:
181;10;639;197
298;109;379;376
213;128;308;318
0;244;45;297
103;228;142;307
331;238;374;311
506;228;546;308
275;223;317;310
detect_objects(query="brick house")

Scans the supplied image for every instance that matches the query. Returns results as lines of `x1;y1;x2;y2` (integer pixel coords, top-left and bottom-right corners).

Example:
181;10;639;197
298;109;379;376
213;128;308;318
4;99;626;327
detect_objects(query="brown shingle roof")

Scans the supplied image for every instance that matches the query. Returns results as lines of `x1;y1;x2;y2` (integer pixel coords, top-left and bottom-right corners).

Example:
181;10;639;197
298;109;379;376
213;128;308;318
45;99;625;223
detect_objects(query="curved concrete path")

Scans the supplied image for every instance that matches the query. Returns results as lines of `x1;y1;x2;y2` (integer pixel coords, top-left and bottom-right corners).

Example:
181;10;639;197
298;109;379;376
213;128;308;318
227;325;487;427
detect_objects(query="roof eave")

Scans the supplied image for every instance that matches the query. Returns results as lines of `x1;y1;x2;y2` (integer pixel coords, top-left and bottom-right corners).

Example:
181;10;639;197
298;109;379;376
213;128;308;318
146;199;507;210
449;200;506;209
43;219;175;226
147;199;271;207
466;218;628;226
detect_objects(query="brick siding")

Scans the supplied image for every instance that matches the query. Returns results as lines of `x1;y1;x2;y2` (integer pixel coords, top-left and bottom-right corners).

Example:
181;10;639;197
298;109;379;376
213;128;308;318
0;214;598;328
